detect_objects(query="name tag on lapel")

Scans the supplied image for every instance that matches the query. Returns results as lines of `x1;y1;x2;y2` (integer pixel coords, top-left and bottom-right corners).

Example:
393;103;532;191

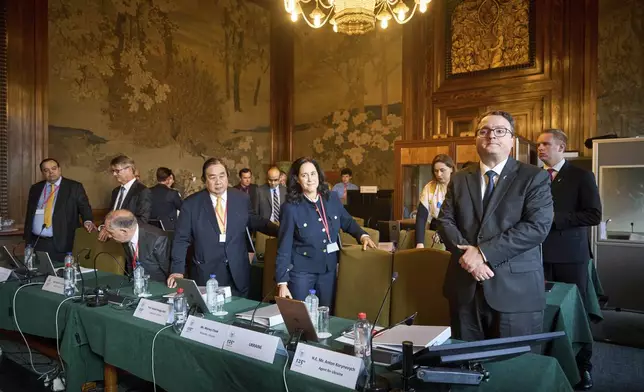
219;234;226;243
326;242;339;253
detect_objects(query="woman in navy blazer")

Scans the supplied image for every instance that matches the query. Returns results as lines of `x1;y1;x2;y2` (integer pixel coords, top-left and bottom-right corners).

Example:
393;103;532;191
275;157;376;307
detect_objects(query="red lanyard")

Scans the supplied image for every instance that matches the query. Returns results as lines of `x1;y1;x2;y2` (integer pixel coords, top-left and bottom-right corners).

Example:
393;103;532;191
215;201;227;233
41;184;59;207
131;243;138;270
313;195;332;242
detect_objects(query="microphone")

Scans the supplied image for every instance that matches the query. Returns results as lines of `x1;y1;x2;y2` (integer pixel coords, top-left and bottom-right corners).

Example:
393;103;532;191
74;248;91;303
248;263;293;330
87;251;130;307
365;271;398;392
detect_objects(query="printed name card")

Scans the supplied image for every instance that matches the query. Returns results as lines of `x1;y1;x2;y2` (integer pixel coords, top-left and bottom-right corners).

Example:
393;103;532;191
41;276;65;295
133;299;171;326
290;343;363;389
0;267;12;283
222;325;283;364
180;315;230;349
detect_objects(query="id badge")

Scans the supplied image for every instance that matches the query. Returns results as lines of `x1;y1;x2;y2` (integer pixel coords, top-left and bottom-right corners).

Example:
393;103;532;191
326;242;339;253
35;209;45;215
219;234;226;243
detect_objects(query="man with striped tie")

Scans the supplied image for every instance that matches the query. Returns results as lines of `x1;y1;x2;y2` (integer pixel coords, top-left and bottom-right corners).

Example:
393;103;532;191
255;166;286;223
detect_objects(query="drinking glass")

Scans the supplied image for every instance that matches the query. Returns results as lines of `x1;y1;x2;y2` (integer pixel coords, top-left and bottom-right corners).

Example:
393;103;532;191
317;306;331;339
213;288;228;316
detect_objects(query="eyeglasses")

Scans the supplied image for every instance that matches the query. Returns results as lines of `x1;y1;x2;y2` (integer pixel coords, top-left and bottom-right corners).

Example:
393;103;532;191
476;127;513;138
111;166;132;174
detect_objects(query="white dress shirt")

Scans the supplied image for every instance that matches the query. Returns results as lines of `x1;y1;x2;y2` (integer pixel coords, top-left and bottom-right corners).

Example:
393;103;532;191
130;224;140;254
543;158;566;180
114;177;137;210
479;158;509;199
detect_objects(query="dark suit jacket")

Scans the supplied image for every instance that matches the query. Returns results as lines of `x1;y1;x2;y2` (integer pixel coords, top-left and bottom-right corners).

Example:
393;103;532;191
149;184;182;230
24;177;93;253
109;180;151;223
275;192;366;283
437;158;553;313
233;183;258;212
542;161;601;264
170;188;278;291
255;184;287;220
122;223;170;282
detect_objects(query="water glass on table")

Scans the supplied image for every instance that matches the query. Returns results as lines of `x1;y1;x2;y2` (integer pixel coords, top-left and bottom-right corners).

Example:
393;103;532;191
213;287;228;316
317;306;331;339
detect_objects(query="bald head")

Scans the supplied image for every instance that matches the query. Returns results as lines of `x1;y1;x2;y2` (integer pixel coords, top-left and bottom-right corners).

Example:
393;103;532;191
105;209;137;243
267;166;281;189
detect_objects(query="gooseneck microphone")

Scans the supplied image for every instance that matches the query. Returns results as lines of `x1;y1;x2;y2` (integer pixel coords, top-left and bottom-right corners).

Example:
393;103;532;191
88;251;130;307
249;263;293;329
74;248;91;303
365;271;398;392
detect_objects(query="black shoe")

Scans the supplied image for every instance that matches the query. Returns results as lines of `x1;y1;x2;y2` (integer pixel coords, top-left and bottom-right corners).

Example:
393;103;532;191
575;370;593;390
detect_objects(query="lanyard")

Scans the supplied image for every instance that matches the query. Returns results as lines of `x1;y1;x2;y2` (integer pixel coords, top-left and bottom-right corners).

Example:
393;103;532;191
215;201;227;233
40;184;59;208
313;195;332;242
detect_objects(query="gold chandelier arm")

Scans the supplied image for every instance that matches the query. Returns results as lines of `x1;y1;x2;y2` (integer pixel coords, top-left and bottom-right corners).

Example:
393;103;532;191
318;0;335;9
386;2;418;24
299;7;334;29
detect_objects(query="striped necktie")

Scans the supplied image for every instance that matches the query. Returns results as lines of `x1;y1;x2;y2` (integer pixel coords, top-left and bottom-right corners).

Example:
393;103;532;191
271;189;280;222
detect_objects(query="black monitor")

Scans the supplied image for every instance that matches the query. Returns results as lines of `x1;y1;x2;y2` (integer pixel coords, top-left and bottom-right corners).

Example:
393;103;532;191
390;331;565;370
345;189;394;228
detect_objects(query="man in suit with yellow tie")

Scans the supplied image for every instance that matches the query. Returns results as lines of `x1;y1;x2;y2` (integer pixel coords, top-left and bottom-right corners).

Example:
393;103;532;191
24;158;95;262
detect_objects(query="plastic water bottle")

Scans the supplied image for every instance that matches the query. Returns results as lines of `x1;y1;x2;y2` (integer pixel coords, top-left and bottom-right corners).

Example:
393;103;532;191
206;274;219;312
63;263;76;297
354;312;372;380
305;289;319;331
173;288;187;334
64;253;77;286
24;245;34;270
133;262;145;297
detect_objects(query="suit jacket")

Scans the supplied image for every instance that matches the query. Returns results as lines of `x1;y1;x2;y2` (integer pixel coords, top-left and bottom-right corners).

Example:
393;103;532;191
437;158;553;313
542;161;601;264
149;184;182;230
275;192;366;283
233;183;258;212
170;188;278;291
109;180;151;223
255;184;287;220
24;177;93;253
122;223;170;283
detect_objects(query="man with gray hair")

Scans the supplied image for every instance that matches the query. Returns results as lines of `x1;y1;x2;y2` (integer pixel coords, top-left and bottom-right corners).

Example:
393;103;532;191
106;209;170;282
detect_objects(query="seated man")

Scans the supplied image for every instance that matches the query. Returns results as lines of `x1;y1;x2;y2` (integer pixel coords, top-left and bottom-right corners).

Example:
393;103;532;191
105;209;170;282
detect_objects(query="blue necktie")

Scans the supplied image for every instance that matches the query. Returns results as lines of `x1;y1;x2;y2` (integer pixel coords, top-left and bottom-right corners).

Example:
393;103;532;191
483;170;497;211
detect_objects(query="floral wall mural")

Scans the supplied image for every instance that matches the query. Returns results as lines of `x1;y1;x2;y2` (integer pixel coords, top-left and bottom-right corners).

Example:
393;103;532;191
292;25;403;189
48;0;270;207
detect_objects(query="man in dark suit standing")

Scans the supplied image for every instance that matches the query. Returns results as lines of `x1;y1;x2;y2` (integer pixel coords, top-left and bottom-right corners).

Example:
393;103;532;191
24;158;95;262
98;155;151;241
167;158;278;296
232;168;258;210
255;166;286;223
437;110;553;340
105;209;170;282
150;167;182;231
538;129;601;390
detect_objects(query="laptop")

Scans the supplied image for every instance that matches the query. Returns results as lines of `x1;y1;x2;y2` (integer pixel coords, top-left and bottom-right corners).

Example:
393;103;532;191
274;296;319;343
176;278;211;314
35;251;63;277
2;246;29;275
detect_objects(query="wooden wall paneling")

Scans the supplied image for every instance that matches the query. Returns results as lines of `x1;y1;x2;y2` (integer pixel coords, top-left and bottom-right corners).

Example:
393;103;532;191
402;7;430;141
0;0;8;218
269;7;294;163
6;0;48;223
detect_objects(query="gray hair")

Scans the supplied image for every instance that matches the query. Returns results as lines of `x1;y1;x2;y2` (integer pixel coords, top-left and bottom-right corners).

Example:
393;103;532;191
542;128;568;146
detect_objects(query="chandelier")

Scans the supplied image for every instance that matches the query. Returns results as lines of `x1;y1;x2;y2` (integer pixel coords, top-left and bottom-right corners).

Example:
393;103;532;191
283;0;431;35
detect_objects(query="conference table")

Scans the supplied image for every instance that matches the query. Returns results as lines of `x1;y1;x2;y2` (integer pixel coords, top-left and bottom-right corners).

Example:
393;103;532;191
0;272;573;392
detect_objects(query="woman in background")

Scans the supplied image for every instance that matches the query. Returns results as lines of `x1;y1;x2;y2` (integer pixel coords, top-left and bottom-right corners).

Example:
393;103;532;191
415;154;455;248
275;157;376;307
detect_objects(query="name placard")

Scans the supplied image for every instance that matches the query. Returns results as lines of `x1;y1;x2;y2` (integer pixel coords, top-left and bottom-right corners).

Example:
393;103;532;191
134;299;171;326
0;267;12;283
360;186;378;194
180;315;230;349
41;276;65;295
290;343;363;389
222;325;282;364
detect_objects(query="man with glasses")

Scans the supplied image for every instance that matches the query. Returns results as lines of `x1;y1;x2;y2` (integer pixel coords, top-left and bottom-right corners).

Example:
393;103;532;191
98;155;151;241
437;110;553;341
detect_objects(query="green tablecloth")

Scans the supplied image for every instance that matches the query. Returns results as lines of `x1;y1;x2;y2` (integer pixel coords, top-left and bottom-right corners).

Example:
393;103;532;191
585;260;604;322
0;273;572;392
544;282;594;386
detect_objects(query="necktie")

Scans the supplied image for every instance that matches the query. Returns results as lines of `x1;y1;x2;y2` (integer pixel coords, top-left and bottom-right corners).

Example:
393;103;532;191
44;183;55;228
271;189;280;222
215;195;226;233
343;184;347;199
547;168;555;182
483;170;497;211
130;242;137;271
115;186;125;210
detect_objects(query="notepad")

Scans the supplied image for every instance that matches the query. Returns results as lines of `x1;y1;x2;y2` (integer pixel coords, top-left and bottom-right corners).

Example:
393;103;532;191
235;304;284;327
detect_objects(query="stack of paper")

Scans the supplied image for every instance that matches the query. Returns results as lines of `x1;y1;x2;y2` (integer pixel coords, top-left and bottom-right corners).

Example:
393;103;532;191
235;304;284;327
335;325;451;352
